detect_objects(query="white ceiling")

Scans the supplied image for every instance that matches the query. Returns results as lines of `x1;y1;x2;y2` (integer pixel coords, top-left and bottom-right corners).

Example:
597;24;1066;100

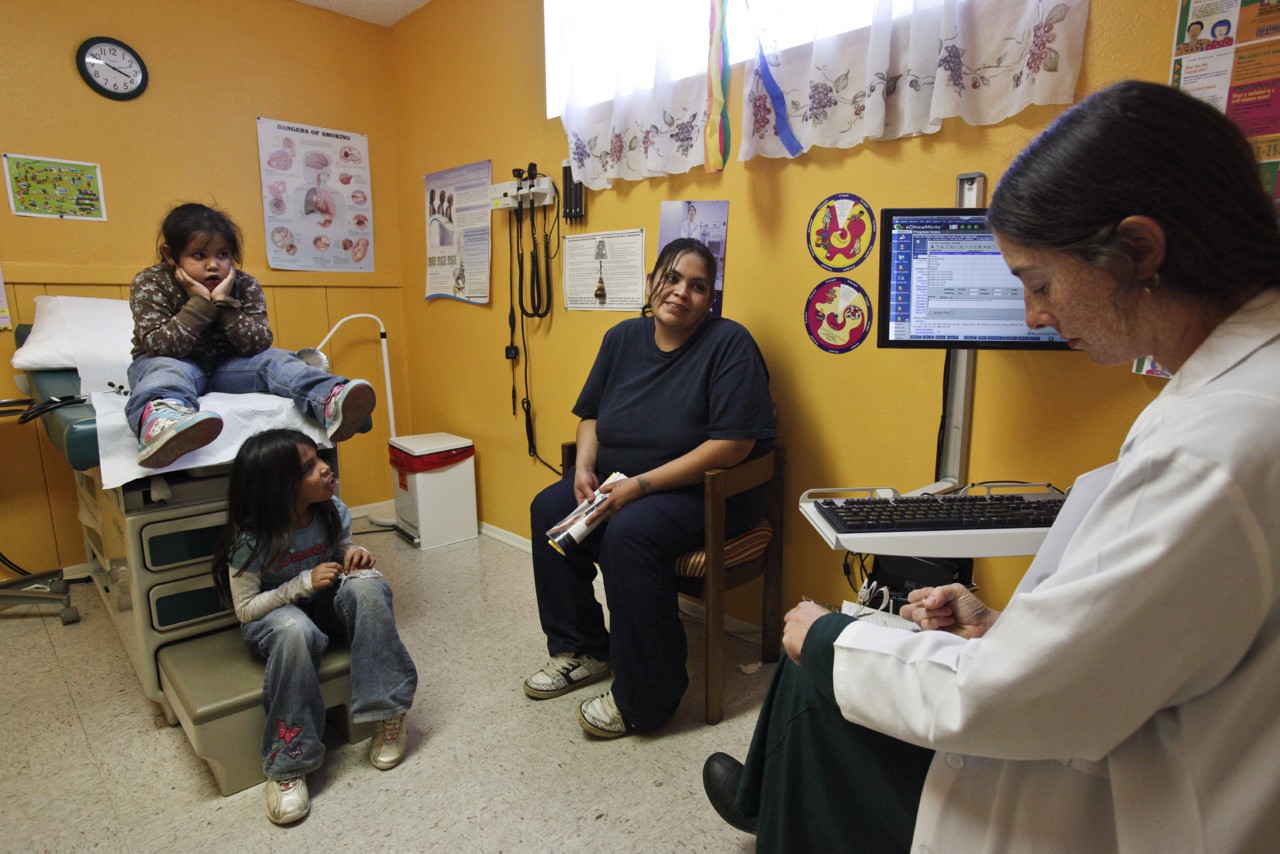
292;0;431;27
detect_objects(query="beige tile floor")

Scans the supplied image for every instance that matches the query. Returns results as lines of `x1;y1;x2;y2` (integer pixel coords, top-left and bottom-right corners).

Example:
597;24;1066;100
1;530;770;852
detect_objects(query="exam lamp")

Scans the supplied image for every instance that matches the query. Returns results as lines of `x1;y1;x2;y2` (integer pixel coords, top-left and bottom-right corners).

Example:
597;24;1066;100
297;313;398;525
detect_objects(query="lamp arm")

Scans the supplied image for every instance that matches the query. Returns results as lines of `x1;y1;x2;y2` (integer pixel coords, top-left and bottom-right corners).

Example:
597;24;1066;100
315;313;397;438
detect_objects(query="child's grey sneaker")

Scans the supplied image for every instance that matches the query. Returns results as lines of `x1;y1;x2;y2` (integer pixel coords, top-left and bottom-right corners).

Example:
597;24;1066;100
523;653;611;699
265;776;309;825
369;713;407;770
323;380;375;442
136;399;223;468
577;690;628;738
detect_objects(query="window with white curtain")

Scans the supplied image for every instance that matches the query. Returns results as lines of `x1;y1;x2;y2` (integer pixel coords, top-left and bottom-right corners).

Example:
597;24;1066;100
546;0;1089;188
543;0;893;120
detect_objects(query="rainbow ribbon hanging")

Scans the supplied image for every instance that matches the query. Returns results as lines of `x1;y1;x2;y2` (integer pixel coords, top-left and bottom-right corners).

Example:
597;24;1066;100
704;0;731;172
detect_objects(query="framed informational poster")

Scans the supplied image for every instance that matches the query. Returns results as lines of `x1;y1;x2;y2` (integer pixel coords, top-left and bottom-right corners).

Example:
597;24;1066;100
257;118;373;271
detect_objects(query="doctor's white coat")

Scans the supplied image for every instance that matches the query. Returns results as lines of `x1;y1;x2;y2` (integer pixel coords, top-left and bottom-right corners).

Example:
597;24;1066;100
832;290;1280;853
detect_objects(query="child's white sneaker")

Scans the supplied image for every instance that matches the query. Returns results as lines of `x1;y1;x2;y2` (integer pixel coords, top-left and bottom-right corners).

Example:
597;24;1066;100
136;399;222;468
369;714;407;770
323;380;375;442
265;776;309;824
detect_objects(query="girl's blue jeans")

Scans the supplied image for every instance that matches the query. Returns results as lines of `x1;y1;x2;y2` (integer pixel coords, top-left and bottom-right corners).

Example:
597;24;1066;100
124;349;346;436
240;576;418;780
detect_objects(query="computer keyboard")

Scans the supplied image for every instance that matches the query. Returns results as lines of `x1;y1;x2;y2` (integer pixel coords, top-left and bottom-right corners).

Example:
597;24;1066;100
798;484;1067;558
814;491;1065;535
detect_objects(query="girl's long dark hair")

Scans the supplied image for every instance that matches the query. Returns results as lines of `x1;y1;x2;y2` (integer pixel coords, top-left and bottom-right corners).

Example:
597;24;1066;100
211;429;341;608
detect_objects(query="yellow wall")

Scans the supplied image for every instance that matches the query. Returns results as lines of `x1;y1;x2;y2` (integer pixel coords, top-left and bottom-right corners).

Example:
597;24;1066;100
389;0;1171;612
4;0;1173;615
0;0;405;578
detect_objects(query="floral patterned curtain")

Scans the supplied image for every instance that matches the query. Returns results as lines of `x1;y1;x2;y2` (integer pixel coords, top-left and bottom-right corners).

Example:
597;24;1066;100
740;0;1090;161
560;1;714;191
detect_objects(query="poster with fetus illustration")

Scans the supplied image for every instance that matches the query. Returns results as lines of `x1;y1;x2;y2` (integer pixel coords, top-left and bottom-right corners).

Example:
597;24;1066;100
257;118;373;272
804;277;873;354
806;193;876;272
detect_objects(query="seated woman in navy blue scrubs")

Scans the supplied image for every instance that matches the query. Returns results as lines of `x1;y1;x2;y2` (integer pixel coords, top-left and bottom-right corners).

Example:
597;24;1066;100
523;237;777;738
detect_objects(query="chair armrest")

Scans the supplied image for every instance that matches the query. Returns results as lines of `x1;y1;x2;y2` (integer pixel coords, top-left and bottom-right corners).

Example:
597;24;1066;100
704;449;776;498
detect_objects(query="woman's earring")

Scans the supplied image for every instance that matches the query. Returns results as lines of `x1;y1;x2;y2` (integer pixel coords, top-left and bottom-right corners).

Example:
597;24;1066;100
1143;271;1160;295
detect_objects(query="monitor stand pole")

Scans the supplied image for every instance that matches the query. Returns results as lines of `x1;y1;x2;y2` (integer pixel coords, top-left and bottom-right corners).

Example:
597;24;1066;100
923;173;987;494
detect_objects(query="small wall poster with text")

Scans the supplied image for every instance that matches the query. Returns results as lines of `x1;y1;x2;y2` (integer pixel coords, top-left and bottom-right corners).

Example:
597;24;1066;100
257;118;373;272
425;160;493;303
1170;1;1280;195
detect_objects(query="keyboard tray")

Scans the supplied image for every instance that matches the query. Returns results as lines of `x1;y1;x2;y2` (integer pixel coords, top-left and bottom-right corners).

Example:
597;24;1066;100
799;485;1064;558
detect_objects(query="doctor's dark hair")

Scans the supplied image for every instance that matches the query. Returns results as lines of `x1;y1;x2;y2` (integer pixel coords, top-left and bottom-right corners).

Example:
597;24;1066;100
641;237;718;316
988;80;1280;313
157;202;244;265
210;428;341;608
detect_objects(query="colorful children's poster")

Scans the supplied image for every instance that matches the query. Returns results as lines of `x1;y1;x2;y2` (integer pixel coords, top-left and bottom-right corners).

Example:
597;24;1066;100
804;277;873;353
4;153;105;220
806;193;875;272
562;230;646;311
257;118;374;272
1171;1;1280;195
658;200;730;314
424;160;493;303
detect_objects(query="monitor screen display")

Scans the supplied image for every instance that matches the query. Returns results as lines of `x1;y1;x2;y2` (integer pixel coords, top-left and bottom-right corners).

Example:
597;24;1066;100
877;208;1069;350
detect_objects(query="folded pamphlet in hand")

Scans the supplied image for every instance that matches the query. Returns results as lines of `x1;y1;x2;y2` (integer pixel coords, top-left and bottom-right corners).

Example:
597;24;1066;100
547;472;627;555
841;600;919;632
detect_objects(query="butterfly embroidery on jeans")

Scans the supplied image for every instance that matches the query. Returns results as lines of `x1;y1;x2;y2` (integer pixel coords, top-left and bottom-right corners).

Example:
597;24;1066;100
267;719;305;764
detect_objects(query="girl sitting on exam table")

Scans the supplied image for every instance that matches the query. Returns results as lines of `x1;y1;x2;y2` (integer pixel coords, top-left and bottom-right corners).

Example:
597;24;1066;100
211;428;417;825
703;80;1280;853
125;203;375;469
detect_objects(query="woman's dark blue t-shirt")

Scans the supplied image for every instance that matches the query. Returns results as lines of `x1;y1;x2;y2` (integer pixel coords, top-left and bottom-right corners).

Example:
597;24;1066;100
573;315;776;477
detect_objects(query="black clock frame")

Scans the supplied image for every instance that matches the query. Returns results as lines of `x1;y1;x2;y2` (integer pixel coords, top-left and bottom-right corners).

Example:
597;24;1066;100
76;36;148;101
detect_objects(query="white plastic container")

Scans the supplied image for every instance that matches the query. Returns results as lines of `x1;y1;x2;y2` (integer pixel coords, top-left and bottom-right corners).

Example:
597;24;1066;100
388;433;477;550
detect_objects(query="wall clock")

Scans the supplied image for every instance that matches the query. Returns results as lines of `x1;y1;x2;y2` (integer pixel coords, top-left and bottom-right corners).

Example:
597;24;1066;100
76;37;148;101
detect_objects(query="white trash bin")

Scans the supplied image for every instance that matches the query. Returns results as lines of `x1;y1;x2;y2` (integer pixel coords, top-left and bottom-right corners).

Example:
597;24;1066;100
388;433;477;550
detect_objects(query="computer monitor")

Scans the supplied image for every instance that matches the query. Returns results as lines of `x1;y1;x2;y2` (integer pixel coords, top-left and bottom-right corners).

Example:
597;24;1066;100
877;208;1069;350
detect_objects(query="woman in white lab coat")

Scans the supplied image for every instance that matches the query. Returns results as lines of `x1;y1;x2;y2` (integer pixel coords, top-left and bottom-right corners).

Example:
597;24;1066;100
703;80;1280;853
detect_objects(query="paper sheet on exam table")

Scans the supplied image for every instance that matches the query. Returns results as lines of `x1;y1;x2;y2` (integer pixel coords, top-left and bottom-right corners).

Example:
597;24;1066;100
91;391;327;489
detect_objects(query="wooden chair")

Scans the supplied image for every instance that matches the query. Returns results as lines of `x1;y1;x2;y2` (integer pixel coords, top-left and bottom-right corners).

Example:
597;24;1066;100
559;443;785;724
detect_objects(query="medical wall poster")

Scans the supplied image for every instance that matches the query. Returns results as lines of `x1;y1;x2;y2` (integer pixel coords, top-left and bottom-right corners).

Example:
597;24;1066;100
4;153;105;220
806;193;875;272
562;230;646;311
257;118;373;272
804;277;873;354
0;263;10;331
1170;1;1280;194
658;200;729;315
425;160;492;303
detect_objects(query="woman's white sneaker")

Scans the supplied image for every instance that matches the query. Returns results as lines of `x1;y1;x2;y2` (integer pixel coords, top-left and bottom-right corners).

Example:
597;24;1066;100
577;690;628;738
523;653;611;699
